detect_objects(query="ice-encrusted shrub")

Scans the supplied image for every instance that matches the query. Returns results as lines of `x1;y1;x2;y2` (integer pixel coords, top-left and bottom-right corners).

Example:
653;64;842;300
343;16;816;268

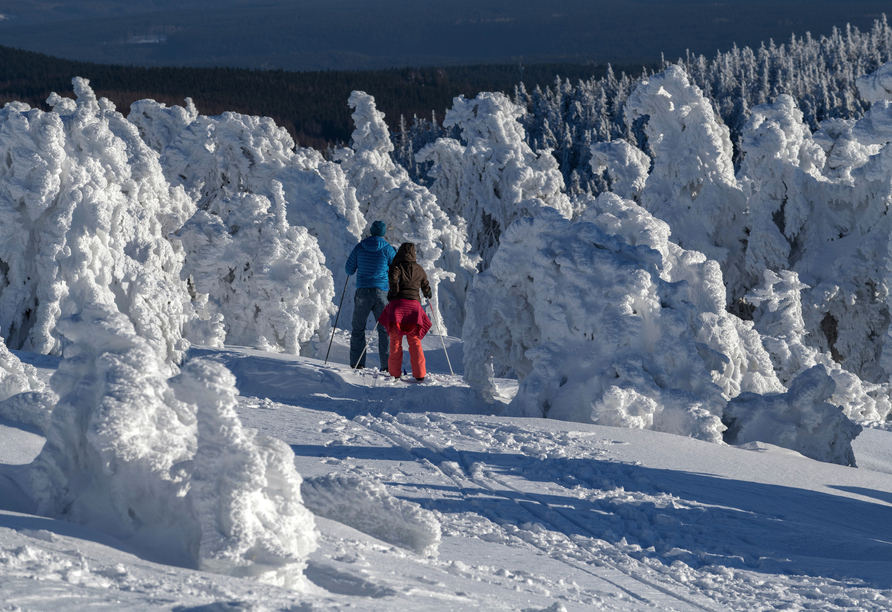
463;196;782;442
419;91;574;270
724;365;862;466
0;78;195;368
339;91;478;335
30;305;317;586
128;100;359;336
174;186;334;354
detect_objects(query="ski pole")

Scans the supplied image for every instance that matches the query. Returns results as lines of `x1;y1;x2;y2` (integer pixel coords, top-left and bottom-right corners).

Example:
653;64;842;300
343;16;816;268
325;276;350;366
355;320;383;370
426;300;454;376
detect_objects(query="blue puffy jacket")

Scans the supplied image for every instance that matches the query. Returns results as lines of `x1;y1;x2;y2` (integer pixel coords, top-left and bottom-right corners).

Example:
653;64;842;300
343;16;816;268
345;236;396;290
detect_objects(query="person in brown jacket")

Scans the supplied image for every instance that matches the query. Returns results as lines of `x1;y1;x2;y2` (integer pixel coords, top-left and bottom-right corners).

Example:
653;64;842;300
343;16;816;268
378;243;433;380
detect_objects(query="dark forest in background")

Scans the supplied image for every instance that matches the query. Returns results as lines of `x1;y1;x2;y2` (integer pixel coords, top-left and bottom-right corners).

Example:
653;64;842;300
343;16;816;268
0;44;646;149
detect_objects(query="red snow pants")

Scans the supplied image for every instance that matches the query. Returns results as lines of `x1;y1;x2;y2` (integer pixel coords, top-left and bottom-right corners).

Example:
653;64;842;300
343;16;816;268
388;322;426;379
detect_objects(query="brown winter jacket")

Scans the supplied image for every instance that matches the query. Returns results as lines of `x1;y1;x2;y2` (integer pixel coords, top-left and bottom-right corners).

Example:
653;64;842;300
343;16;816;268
388;243;432;302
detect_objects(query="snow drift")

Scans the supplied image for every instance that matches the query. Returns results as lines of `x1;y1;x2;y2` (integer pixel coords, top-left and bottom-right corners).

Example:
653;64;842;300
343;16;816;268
301;473;441;557
724;365;862;466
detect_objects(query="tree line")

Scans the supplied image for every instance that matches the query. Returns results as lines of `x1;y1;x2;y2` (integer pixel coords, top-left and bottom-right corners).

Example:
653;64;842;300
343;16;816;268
0;44;649;150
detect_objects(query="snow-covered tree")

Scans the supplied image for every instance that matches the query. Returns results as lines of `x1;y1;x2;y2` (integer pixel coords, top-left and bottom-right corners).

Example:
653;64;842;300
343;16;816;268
418;92;574;270
590;140;650;202
128;100;359;336
30;304;318;586
737;82;892;384
737;95;826;281
30;305;199;559
462;195;783;443
627;66;750;300
171;359;318;587
338;91;478;335
0;78;196;369
174;184;334;354
747;270;892;423
0;330;53;432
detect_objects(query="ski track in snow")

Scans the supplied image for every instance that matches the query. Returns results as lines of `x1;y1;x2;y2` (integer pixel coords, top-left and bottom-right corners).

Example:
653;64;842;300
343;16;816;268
340;412;891;612
355;412;720;611
2;343;892;611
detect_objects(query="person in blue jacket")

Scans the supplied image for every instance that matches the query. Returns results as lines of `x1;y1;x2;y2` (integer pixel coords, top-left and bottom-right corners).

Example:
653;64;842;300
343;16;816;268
345;220;397;369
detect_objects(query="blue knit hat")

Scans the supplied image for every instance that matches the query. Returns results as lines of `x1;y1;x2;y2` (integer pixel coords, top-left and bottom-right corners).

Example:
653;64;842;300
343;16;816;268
370;220;386;236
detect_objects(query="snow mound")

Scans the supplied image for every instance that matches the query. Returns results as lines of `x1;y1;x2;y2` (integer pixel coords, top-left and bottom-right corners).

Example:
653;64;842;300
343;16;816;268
724;365;862;466
0;78;196;368
29;304;317;587
302;473;441;557
339;91;478;336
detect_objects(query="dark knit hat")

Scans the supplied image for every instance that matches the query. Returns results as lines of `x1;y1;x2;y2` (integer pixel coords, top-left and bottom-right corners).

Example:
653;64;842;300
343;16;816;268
370;220;386;236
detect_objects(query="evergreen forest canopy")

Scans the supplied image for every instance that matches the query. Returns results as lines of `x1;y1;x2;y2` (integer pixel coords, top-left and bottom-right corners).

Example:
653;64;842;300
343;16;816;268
0;0;888;71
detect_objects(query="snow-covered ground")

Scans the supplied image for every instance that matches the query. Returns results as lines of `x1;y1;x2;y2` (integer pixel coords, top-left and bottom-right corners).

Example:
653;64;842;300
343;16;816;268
2;333;891;612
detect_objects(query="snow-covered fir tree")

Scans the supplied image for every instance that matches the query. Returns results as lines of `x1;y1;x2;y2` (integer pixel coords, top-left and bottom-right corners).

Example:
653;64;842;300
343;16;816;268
0;78;196;370
337;91;477;335
418;92;575;270
128;102;343;352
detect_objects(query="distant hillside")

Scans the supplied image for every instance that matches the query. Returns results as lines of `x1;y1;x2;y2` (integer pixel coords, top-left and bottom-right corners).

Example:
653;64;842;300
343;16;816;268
0;1;887;72
0;45;650;149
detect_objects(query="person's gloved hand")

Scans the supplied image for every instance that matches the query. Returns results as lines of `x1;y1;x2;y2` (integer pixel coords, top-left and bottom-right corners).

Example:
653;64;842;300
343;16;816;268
387;290;396;302
423;289;432;300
